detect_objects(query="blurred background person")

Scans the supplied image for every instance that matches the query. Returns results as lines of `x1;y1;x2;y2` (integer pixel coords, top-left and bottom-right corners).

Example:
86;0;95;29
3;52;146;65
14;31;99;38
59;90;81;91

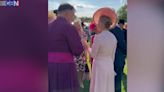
89;22;96;69
110;19;127;92
81;21;91;43
73;17;88;88
89;22;97;45
80;20;91;82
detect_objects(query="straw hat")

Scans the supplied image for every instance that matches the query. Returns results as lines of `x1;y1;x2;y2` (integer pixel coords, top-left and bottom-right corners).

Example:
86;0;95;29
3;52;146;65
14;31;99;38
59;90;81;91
48;11;56;23
93;7;117;29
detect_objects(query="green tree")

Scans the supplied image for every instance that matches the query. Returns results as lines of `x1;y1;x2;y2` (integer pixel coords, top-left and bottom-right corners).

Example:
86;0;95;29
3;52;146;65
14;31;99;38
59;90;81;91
117;4;127;22
80;17;92;23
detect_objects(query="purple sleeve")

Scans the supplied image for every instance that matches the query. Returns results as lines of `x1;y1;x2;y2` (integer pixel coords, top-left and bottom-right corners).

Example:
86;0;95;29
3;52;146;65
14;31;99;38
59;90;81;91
65;25;84;56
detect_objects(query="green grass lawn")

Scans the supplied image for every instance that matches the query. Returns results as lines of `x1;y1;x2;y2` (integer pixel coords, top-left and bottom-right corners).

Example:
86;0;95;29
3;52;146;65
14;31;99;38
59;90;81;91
124;60;128;74
122;60;127;92
80;60;128;92
80;80;90;92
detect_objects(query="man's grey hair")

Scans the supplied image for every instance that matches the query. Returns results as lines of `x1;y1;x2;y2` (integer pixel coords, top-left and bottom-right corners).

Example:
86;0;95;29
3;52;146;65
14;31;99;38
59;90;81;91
57;3;75;13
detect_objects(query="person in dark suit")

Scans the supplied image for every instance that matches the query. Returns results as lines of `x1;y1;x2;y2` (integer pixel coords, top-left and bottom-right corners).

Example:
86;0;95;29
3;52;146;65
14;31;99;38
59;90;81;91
123;23;127;43
122;23;127;92
110;19;127;92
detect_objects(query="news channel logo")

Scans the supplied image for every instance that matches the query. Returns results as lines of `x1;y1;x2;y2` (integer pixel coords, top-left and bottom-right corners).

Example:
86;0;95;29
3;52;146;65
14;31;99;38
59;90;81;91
0;0;19;6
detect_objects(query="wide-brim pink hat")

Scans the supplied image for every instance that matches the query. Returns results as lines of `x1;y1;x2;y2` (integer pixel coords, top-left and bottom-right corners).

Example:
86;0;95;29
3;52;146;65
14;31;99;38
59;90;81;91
93;7;117;28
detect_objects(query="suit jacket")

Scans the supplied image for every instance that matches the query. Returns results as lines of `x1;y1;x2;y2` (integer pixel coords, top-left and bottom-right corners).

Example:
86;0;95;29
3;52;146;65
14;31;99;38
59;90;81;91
110;26;127;71
123;28;127;43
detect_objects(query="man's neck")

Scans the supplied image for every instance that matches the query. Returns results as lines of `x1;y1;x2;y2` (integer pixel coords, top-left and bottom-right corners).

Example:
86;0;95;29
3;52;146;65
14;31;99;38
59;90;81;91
58;15;71;23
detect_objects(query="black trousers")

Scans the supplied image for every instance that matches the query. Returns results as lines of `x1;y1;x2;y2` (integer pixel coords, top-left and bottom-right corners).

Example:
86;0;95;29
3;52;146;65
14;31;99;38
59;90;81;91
115;67;124;92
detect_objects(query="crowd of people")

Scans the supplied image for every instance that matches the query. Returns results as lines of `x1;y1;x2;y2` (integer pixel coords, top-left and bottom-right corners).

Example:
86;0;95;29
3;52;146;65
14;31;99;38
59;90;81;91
48;3;127;92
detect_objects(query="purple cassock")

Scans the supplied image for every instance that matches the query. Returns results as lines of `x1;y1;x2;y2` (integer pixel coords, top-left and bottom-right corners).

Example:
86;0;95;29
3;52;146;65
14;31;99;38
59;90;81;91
48;16;84;92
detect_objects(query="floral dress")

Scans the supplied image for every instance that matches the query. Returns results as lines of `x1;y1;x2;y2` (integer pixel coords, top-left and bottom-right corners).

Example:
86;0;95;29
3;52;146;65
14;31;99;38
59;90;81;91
74;31;87;72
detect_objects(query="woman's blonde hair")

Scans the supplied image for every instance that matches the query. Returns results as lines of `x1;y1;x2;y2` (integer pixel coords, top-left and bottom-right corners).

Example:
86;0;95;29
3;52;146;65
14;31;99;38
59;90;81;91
99;15;112;29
